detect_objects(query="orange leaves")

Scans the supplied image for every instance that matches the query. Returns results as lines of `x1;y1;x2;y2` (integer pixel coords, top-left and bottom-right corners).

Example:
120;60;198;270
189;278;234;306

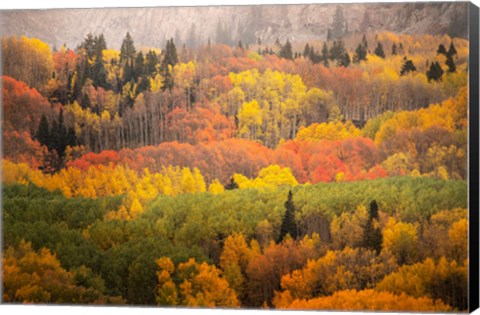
165;107;235;144
278;289;452;311
2;75;58;133
156;257;239;307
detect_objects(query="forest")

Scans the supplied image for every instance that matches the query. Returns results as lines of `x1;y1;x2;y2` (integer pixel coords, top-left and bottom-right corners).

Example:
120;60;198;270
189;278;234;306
1;6;469;311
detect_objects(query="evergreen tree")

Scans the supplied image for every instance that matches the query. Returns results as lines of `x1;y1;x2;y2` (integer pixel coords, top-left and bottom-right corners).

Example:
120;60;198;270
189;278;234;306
309;49;321;64
36;114;51;149
426;61;444;81
321;42;329;67
361;34;368;50
363;200;382;253
54;109;68;158
279;40;293;60
224;177;239;190
338;52;350;67
327;29;333;41
161;38;178;91
303;43;311;58
437;44;447;56
120;33;136;84
353;42;367;63
66;127;77;148
391;43;397;55
400;57;416;76
329;40;346;65
134;51;145;79
447;41;457;57
145;50;159;77
238;40;243;50
374;42;385;58
277;190;297;243
80;33;96;59
120;32;136;64
92;56;108;89
446;55;456;73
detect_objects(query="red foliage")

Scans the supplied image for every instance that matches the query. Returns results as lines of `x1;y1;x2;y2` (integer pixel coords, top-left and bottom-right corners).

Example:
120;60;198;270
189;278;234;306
68;136;386;184
2;130;47;169
165;107;235;144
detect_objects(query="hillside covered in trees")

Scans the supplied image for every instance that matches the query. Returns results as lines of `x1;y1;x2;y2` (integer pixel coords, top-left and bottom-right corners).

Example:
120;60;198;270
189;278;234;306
1;3;470;312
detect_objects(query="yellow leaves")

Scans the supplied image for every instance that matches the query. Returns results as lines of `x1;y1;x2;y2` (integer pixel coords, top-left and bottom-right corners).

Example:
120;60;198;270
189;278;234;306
238;100;262;140
278;289;452;312
102;49;120;64
2;160;35;185
375;88;467;146
335;172;345;183
129;197;144;218
330;205;368;249
448;219;468;262
376;255;467;309
233;165;298;190
149;74;164;92
208;179;224;194
173;61;197;89
3;160;208;208
382;218;418;264
381;152;415;176
296;121;361;141
156;257;239;307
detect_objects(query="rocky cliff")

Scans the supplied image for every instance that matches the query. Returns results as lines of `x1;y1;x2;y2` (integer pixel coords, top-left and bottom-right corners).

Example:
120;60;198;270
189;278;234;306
0;2;468;49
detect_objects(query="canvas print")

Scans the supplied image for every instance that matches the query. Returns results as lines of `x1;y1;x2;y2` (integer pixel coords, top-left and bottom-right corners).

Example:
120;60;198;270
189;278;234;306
0;1;477;312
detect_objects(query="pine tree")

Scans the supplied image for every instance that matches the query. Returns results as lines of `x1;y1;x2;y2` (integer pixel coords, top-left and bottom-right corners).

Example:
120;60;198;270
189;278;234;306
321;42;329;67
279;40;293;60
309;49;321;64
120;33;136;85
225;177;239;190
437;44;447;56
54;109;68;158
374;42;385;58
447;41;457;57
120;32;136;64
426;61;444;81
446;55;456;73
134;51;145;79
277;190;297;243
363;200;382;253
92;56;108;89
353;42;367;63
36;114;51;149
338;52;350;67
161;38;178;91
400;57;416;76
391;43;397;55
303;43;311;58
145;50;159;77
329;40;346;66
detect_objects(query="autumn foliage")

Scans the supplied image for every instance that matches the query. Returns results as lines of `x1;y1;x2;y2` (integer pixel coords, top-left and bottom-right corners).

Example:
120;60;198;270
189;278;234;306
1;27;470;310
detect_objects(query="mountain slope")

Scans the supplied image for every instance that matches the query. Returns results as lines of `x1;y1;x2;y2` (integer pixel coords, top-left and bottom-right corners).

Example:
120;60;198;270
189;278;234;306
0;2;468;49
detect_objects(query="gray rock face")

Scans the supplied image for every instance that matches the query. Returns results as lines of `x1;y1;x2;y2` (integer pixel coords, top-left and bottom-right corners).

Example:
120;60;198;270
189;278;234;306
0;2;468;50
